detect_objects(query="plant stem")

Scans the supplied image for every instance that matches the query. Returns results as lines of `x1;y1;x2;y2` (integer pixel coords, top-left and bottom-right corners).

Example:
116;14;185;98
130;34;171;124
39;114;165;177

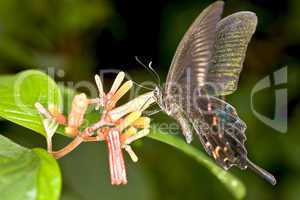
51;136;83;159
47;138;53;153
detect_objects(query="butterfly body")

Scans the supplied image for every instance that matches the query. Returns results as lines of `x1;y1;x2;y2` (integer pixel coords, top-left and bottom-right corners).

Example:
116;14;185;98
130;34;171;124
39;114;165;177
154;86;194;143
153;1;276;185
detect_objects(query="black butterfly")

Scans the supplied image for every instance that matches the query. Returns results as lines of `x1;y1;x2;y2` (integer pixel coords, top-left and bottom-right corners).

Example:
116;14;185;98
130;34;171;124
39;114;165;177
152;1;276;185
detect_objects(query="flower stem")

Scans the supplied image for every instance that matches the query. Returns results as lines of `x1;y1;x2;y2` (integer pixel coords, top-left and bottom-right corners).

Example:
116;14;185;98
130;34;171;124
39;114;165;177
51;136;83;159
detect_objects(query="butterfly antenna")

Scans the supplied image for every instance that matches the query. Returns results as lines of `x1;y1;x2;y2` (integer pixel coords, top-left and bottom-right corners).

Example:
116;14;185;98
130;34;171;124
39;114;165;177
148;61;161;86
132;80;153;91
246;158;277;185
135;56;161;86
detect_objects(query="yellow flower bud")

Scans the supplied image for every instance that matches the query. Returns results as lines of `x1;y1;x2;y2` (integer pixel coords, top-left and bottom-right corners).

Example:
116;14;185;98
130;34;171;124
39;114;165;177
109;91;155;121
108;80;133;109
132;117;151;129
123;145;138;162
123;127;137;137
109;71;125;94
95;74;105;98
117;111;141;132
124;129;149;145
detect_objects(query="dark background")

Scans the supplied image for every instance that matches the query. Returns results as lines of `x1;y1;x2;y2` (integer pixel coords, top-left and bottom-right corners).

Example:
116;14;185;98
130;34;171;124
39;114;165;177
0;0;298;199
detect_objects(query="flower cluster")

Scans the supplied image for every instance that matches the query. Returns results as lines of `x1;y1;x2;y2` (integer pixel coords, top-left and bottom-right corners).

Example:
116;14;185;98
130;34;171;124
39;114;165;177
36;72;155;185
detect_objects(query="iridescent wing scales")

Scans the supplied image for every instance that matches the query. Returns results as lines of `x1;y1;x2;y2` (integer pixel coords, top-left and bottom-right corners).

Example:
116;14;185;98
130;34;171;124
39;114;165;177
206;12;258;96
189;95;248;170
189;95;276;184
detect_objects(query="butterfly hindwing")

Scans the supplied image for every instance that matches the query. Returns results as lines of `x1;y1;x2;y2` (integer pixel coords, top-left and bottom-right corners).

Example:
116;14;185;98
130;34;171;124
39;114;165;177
189;95;248;170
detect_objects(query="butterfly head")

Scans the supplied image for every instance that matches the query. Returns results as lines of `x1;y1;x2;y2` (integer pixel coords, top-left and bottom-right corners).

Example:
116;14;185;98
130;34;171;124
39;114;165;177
153;86;160;98
153;86;162;103
153;86;168;111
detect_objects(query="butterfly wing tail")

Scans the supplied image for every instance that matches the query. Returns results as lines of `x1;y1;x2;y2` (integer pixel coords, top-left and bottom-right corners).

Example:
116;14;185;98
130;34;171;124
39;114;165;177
246;158;277;185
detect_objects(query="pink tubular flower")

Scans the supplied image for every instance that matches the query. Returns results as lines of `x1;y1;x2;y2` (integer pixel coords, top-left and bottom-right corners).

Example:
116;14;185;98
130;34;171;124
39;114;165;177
37;71;154;185
106;129;127;185
94;72;154;185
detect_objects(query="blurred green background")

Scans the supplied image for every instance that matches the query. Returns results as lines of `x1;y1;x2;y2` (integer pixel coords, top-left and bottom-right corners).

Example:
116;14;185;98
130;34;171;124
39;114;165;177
0;0;298;199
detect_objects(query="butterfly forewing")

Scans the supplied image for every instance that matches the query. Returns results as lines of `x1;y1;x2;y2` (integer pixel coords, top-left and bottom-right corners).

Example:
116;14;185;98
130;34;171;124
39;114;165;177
165;1;224;97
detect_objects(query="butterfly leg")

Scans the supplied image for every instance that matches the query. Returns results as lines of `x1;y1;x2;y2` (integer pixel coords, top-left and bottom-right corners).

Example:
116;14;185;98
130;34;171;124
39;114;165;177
145;108;161;116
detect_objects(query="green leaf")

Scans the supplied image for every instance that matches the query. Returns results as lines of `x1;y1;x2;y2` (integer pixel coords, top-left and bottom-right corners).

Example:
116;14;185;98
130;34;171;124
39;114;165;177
0;70;62;136
148;130;246;199
0;134;61;200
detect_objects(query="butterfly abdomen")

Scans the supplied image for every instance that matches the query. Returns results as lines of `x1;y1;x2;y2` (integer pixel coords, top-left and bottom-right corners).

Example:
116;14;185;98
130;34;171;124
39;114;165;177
167;102;194;143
